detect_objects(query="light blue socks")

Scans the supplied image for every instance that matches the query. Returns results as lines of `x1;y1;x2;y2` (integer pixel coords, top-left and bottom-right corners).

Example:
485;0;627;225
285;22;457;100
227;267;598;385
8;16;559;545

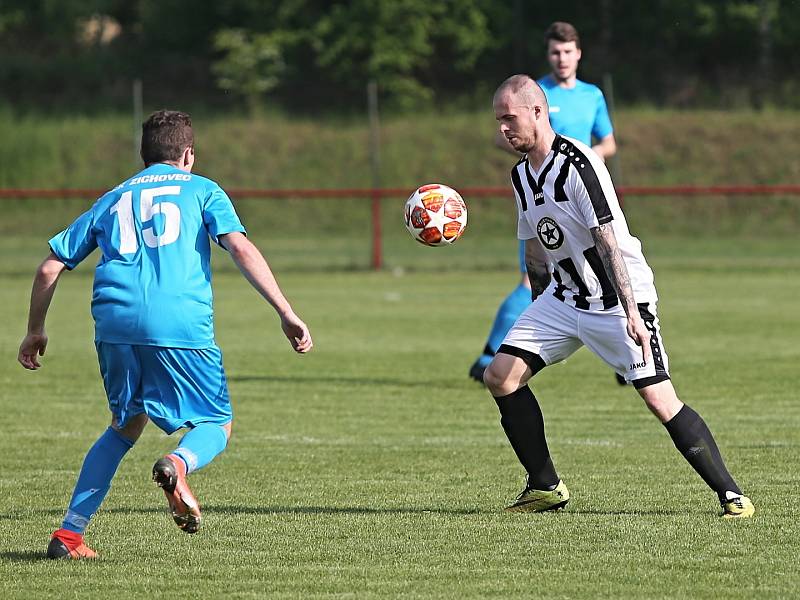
62;427;134;534
60;423;228;534
173;423;228;474
481;283;531;361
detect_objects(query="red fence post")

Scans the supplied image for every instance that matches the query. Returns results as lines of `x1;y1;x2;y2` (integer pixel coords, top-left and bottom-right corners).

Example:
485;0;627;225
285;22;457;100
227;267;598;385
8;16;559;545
371;188;382;270
4;186;800;273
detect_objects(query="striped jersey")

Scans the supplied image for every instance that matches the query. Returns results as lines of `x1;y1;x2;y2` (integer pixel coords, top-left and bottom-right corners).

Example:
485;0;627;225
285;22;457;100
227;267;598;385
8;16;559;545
512;134;656;311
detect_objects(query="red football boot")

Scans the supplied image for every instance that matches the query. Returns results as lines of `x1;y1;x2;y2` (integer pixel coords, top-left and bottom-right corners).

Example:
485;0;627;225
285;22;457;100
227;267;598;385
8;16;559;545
152;454;202;534
46;528;98;560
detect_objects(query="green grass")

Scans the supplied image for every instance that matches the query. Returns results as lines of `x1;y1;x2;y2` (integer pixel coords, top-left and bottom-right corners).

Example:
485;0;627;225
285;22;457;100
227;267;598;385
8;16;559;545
2;192;799;276
0;236;798;598
2;108;799;274
1;109;799;189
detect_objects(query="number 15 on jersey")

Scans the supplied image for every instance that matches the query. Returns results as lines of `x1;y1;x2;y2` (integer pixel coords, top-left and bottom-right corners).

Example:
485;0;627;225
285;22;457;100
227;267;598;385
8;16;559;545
110;186;182;254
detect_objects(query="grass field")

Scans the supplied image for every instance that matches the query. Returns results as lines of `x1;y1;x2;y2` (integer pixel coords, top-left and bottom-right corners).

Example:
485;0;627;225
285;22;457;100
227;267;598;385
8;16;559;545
2;108;799;189
1;235;798;598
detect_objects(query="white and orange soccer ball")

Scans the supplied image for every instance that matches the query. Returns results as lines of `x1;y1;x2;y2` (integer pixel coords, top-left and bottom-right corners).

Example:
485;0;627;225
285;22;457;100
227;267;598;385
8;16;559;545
403;184;467;246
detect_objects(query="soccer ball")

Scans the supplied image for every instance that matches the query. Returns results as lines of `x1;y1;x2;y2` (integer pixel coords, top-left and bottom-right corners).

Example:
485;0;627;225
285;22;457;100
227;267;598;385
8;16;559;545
404;184;467;246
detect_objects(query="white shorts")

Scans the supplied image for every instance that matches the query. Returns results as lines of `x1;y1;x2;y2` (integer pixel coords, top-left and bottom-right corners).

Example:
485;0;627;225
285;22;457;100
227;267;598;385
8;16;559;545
500;291;670;387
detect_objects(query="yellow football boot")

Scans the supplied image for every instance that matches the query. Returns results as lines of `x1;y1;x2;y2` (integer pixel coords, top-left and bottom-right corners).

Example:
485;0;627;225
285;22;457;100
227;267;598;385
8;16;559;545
721;495;755;519
506;479;570;513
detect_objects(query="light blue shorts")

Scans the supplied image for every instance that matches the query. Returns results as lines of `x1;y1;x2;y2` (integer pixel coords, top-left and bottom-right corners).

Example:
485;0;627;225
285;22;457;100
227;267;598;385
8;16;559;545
96;342;232;434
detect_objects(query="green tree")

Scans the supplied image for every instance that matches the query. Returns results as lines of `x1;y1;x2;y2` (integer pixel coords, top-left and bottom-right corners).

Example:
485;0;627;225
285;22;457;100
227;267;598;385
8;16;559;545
3;0;800;111
310;0;490;106
211;29;285;114
209;0;491;109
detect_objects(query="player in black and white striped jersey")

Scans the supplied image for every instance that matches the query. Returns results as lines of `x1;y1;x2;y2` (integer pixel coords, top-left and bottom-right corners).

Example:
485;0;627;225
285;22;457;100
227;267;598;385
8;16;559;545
483;74;754;518
511;134;655;313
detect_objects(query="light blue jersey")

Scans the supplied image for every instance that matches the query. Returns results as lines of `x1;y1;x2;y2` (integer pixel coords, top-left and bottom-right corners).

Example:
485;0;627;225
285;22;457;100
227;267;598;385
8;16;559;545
49;163;245;348
537;75;613;145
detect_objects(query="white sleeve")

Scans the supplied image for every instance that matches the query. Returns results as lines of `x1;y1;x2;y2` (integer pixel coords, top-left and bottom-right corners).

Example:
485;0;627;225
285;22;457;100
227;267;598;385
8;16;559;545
509;165;536;240
568;146;617;229
513;185;536;240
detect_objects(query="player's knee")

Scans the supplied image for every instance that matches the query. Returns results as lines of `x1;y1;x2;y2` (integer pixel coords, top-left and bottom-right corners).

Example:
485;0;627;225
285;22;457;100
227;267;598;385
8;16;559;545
112;413;148;443
637;381;682;422
483;362;514;396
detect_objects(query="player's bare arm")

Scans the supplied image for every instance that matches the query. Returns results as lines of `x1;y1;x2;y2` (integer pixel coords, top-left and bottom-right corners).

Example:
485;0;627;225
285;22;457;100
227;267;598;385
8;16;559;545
591;224;652;363
524;238;551;299
220;232;313;353
591;133;617;161
18;253;68;370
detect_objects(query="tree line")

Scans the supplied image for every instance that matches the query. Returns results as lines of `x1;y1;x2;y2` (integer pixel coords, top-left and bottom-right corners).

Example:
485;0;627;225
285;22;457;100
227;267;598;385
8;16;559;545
1;0;797;113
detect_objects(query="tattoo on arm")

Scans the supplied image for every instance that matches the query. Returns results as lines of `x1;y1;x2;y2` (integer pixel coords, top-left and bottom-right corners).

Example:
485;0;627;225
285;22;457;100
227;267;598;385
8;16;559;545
526;266;550;299
591;223;636;315
524;239;551;300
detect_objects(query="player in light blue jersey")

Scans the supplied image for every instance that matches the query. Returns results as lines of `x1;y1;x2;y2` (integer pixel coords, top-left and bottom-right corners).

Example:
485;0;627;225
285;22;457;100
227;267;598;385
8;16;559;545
537;76;613;150
469;21;617;383
536;21;616;156
18;110;313;559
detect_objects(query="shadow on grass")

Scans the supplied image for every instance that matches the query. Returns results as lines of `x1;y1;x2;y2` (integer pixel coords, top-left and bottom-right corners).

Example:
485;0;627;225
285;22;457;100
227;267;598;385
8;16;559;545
227;374;462;389
204;504;484;516
569;508;693;517
1;507;166;520
2;505;710;523
6;505;484;519
0;551;46;562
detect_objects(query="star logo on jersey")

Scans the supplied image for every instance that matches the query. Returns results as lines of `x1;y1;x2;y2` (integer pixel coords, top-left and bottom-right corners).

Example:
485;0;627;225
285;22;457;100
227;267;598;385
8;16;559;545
536;217;564;250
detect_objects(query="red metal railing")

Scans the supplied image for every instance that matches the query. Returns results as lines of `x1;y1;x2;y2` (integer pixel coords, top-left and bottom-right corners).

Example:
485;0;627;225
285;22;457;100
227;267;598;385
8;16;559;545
3;184;800;200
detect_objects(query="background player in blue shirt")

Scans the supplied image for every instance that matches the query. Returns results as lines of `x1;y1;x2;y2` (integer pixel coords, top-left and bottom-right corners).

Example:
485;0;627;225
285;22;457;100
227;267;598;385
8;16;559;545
469;21;617;382
18;110;313;559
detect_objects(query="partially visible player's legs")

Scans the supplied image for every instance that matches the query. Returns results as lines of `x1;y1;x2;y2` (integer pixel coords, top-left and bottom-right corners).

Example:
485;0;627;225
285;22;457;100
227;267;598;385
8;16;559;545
637;380;753;518
470;240;531;383
144;345;233;533
48;342;148;560
174;422;230;474
469;275;531;383
48;413;148;560
609;304;754;517
484;349;567;512
153;422;230;534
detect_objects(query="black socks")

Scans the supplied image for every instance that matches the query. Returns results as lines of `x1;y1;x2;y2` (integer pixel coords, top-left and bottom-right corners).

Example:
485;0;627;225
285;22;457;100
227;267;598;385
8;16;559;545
494;392;742;502
494;386;560;490
664;404;742;502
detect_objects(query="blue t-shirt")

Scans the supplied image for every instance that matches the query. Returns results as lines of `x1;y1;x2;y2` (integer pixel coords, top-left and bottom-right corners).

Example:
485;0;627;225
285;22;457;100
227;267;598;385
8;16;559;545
48;163;246;349
537;75;613;145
